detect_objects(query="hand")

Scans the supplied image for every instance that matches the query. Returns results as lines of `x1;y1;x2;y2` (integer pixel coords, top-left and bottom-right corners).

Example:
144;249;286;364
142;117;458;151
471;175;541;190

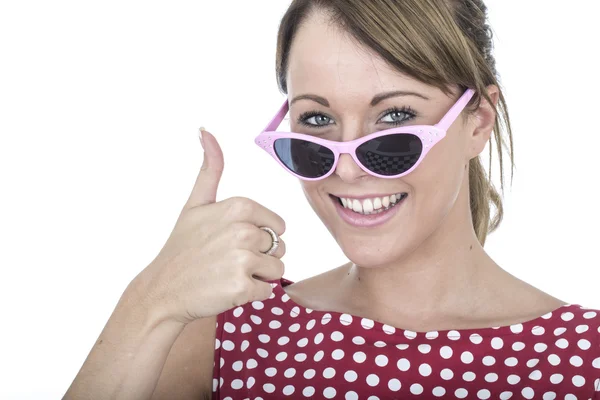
134;128;286;325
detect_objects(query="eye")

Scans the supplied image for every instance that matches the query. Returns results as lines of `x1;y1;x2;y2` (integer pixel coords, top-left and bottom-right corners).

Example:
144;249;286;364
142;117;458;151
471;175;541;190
378;106;417;125
297;111;333;128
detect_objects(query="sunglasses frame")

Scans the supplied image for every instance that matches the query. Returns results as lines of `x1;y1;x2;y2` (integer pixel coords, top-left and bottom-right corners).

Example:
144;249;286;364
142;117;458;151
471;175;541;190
255;88;476;181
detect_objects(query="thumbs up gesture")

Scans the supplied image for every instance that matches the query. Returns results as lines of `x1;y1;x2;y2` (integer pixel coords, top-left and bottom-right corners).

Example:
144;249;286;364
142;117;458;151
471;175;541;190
134;128;286;325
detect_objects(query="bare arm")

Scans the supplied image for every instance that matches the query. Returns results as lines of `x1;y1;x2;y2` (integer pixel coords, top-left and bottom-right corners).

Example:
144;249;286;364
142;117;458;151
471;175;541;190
63;279;187;400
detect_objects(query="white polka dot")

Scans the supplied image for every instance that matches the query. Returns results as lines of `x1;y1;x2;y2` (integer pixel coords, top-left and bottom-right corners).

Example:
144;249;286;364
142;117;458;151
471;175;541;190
265;367;277;377
314;333;324;345
455;388;468;398
410;383;423;394
594;378;600;391
232;361;243;371
222;340;235;351
375;355;388;366
241;323;252;333
352;336;366;345
302;386;315;396
491;337;504;349
461;351;474;364
220;358;224;368
332;349;345;360
303;369;316;379
529;370;542;380
323;387;336;398
504;357;518;367
289;323;300;332
507;374;520;384
256;348;268;358
440;346;453;359
366;374;379;386
397;358;410;371
426;331;439;339
331;331;344;342
340;314;353;326
463;371;476;381
344;370;358;382
419;363;432;376
271;306;283;315
485;373;498;382
233;306;244;317
251;301;264;310
521;387;534;399
570;355;583;367
306;319;316;330
374;340;386;348
284;368;296;378
382;324;396;334
361;318;374;329
314;350;324;362
572;375;585;387
214;338;220;350
532;326;545;335
482;355;495;366
555;338;569;349
275;351;287;361
231;379;243;389
510;323;523;333
246;359;258;369
583;311;597;319
294;353;307;362
550;373;563;384
291;305;300;316
283;385;295;395
418;344;431;354
512;342;525;351
554;327;567;336
469;333;483;344
224;322;236;333
499;391;512;399
246;376;255;389
278;336;290;346
250;315;262;325
432;386;446;397
263;383;275;393
321;313;332;325
527;358;540;368
542;392;557;399
575;324;589;333
258;334;271;343
281;293;290;302
477;389;491;399
547;354;561;366
440;368;454;380
593;357;600;369
577;339;591;350
396;343;409;350
388;378;401;391
353;351;367;363
561;312;574;321
534;343;548;352
269;320;281;329
323;367;335;379
345;391;358;400
297;338;309;347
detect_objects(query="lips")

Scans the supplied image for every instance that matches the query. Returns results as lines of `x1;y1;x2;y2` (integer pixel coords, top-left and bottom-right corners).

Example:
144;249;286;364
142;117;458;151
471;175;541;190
330;193;408;228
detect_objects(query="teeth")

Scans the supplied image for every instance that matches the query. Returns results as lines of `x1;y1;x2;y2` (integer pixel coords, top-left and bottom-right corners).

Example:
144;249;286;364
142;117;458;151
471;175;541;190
373;197;382;210
338;193;406;215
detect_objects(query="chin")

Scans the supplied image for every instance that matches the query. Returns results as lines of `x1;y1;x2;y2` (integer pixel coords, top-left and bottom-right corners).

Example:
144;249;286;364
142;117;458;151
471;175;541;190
334;235;419;268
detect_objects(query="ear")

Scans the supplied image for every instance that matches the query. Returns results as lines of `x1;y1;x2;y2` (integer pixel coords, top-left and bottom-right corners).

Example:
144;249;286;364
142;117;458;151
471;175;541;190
467;84;499;160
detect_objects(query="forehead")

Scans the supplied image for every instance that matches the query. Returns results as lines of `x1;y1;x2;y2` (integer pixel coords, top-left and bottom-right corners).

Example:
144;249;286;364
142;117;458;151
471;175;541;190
286;11;432;101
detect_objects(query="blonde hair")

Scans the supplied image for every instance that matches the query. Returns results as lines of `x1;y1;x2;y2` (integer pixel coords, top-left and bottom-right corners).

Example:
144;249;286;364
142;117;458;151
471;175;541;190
275;0;514;245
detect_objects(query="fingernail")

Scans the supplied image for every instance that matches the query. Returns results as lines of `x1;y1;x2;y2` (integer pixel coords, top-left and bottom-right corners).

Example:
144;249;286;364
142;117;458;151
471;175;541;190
198;127;205;149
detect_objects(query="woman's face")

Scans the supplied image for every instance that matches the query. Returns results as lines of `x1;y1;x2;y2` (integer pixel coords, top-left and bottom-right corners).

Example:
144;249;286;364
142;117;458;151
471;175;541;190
286;12;488;267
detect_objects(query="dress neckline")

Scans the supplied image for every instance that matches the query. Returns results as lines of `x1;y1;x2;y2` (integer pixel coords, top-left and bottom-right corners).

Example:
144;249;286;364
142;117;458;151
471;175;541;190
272;277;581;339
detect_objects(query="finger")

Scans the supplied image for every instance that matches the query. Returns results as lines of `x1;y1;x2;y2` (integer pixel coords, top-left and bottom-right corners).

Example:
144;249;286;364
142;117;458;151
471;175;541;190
218;197;286;236
249;253;285;282
257;231;286;259
184;128;225;209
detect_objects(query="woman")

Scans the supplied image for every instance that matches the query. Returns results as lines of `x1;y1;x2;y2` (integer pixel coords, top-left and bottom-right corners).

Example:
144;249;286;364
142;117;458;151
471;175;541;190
65;0;600;399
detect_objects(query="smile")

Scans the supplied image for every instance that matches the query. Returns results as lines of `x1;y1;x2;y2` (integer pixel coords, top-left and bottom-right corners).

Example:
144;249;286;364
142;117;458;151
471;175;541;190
329;193;409;228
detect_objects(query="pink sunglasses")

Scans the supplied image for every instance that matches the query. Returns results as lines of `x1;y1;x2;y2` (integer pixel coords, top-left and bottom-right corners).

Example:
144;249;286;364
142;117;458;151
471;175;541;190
255;88;475;181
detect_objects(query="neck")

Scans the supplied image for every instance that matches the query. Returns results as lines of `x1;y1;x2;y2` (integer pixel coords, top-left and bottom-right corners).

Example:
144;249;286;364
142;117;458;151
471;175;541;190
338;185;507;323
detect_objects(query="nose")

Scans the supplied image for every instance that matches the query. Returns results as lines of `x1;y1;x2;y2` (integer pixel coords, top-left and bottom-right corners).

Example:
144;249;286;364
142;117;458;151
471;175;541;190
334;153;369;182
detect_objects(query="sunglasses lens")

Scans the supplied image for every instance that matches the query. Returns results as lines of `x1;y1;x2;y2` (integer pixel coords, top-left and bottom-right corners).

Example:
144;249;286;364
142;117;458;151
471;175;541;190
356;134;423;176
273;138;335;178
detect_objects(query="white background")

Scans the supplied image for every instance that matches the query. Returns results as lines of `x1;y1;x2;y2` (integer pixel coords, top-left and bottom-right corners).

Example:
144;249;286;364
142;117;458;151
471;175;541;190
1;1;598;398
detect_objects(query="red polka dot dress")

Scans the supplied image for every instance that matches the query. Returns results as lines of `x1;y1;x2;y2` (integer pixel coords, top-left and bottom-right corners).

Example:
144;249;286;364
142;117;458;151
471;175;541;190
212;277;600;399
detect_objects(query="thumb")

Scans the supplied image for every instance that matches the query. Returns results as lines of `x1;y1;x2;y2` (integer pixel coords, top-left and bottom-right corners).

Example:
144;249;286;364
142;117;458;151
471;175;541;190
185;127;224;208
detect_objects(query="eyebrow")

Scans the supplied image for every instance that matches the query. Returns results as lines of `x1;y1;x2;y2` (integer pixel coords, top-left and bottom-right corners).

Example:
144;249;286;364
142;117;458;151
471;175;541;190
290;90;430;108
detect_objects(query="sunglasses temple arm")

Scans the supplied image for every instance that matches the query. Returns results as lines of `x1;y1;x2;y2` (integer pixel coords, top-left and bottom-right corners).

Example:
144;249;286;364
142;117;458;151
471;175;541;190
435;88;475;131
262;99;290;133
